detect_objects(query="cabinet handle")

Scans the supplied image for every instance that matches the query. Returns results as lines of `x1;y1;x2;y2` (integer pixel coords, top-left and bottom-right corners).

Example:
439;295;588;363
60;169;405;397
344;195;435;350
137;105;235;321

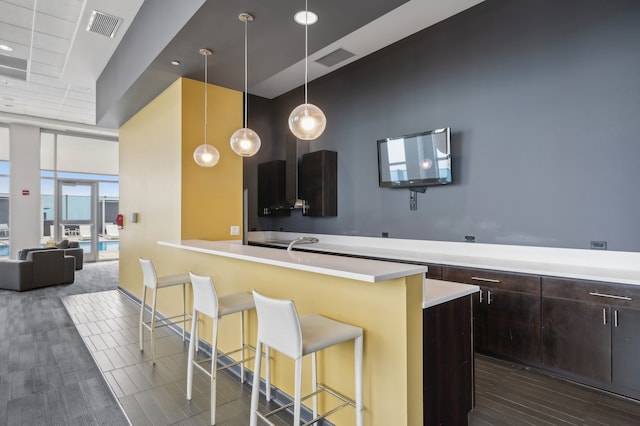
603;308;607;325
614;310;619;328
487;290;493;305
479;289;483;304
589;292;632;301
471;276;501;283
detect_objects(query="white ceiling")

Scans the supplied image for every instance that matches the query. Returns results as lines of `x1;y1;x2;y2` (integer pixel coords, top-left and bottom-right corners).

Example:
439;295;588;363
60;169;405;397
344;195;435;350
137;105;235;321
0;0;483;131
0;0;142;129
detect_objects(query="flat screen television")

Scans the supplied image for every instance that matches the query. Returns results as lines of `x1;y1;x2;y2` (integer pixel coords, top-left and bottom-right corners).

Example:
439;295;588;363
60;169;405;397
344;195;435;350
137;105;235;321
377;127;451;189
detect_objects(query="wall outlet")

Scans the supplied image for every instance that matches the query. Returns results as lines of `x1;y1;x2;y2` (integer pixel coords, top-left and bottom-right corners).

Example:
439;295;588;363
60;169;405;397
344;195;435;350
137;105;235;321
590;240;607;250
465;235;476;243
382;232;389;238
230;225;240;236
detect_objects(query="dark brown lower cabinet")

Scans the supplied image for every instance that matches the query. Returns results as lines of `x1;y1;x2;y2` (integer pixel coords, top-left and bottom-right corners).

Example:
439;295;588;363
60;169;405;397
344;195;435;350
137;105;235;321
612;306;640;392
442;266;541;364
542;277;640;399
424;295;473;425
542;297;611;382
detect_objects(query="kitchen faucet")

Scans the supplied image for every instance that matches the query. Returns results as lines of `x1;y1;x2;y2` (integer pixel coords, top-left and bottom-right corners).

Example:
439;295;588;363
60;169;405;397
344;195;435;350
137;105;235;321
287;236;319;251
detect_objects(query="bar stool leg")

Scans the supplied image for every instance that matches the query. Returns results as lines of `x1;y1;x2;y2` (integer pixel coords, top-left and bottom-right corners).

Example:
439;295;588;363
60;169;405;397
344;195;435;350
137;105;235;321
150;288;158;364
139;286;147;352
210;317;219;425
195;310;199;353
240;310;245;383
182;283;186;342
312;352;318;419
355;335;364;426
294;358;303;425
249;341;263;426
187;311;198;400
265;344;271;401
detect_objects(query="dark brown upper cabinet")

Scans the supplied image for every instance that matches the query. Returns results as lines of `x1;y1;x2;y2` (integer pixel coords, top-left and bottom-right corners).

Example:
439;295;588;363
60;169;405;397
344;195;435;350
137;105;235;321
300;150;337;217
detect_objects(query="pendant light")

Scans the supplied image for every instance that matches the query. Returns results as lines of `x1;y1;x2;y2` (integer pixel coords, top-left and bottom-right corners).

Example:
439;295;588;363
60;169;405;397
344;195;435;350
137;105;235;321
193;48;220;167
230;13;261;157
288;0;326;141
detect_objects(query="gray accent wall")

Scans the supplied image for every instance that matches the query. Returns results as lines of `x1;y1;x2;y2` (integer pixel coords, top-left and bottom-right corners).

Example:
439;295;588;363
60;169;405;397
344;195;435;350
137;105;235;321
246;0;640;252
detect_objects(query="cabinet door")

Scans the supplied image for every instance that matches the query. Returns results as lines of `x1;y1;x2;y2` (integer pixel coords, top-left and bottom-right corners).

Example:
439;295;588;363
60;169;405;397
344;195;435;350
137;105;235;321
257;160;289;216
542;297;611;382
300;150;337;217
485;288;541;363
612;306;640;392
443;266;541;363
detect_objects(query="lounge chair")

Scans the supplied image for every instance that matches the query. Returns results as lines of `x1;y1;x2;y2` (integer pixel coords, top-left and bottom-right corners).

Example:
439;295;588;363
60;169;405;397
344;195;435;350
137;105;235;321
104;224;119;240
78;225;92;240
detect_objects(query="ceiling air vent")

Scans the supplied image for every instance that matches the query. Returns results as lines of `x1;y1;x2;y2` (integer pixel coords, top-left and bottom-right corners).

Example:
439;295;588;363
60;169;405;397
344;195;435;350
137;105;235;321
86;10;122;38
315;48;356;68
0;54;27;80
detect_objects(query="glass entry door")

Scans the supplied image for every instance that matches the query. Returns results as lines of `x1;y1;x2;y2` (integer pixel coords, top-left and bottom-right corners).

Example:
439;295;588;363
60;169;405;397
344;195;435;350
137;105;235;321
57;180;98;262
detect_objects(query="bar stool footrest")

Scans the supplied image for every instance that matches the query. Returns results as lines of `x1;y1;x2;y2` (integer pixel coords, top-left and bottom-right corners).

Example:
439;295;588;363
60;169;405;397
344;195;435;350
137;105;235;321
258;384;356;425
141;313;192;332
192;344;257;377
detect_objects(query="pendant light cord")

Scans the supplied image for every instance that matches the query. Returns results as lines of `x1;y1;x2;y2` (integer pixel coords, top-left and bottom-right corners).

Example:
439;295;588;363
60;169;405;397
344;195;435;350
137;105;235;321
204;52;208;146
244;18;248;129
304;0;308;105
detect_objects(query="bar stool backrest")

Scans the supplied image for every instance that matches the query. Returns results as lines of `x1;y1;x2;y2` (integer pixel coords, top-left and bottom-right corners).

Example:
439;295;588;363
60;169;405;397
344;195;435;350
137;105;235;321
252;290;303;360
139;258;158;289
189;272;219;318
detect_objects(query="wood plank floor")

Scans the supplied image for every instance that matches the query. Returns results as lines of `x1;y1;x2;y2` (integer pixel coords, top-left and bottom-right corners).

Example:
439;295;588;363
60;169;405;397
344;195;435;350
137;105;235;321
471;355;640;425
60;285;640;425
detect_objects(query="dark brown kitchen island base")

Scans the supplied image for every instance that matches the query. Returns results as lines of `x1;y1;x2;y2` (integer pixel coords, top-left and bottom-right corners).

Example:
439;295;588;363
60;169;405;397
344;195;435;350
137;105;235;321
424;294;474;425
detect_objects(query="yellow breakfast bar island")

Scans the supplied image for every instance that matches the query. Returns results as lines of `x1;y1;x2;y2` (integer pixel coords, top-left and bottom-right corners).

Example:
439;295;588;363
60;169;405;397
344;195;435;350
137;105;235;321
156;239;478;425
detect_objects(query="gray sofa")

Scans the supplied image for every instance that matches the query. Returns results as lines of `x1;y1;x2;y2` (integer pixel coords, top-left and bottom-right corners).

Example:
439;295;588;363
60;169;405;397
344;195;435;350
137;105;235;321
18;242;84;270
0;249;75;291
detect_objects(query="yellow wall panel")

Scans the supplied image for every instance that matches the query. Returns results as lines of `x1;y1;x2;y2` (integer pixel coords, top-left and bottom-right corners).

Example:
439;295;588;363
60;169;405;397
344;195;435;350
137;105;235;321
181;78;243;241
118;79;184;297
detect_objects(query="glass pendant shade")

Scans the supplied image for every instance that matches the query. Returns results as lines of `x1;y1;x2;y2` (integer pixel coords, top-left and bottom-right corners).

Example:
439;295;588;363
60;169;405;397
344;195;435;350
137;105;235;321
230;127;261;157
193;143;220;167
288;103;326;140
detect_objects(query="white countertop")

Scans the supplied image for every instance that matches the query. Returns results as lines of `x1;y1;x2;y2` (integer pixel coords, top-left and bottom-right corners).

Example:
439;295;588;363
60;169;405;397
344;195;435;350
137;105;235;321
159;239;427;283
249;231;640;285
423;279;479;309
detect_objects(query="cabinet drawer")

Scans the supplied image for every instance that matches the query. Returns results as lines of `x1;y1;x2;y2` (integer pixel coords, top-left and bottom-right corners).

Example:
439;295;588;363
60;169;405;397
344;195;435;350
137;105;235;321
443;266;540;295
542;277;640;309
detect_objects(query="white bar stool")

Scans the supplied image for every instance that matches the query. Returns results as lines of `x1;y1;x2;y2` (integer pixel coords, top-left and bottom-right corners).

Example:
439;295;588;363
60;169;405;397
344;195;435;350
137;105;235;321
250;290;363;426
138;257;191;365
187;272;267;425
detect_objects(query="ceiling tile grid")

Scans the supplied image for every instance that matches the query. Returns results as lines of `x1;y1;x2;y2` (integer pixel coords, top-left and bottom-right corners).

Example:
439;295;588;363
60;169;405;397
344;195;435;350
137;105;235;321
0;0;95;125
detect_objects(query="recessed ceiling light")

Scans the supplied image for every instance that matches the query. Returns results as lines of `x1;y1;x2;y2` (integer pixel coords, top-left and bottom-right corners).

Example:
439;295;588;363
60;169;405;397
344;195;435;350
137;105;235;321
171;60;180;66
1;79;14;87
2;96;15;101
294;10;318;25
0;44;13;52
4;104;14;108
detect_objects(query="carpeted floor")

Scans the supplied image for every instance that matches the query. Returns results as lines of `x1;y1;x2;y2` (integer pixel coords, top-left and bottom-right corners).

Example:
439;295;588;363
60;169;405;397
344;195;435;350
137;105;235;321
0;261;129;426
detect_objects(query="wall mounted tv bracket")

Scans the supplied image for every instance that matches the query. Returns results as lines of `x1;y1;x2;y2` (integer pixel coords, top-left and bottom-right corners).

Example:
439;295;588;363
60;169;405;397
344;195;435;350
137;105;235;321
409;187;426;210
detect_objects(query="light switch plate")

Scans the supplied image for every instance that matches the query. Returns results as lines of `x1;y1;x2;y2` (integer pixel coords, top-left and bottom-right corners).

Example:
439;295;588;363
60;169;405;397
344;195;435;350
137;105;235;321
230;225;240;236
